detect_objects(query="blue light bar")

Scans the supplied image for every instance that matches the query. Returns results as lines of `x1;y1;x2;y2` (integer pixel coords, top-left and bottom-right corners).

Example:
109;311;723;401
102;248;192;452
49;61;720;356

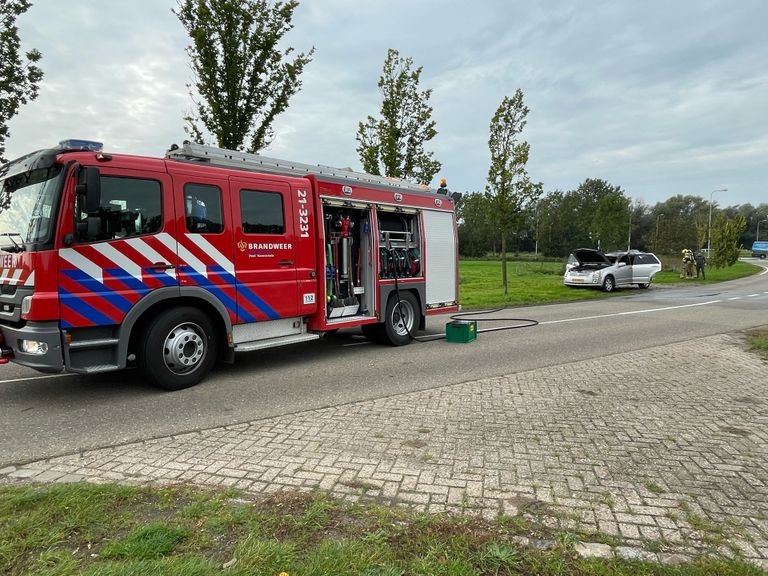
58;139;103;152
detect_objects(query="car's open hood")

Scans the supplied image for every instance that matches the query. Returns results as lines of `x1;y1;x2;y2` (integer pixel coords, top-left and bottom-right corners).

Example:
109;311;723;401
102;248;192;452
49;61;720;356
572;249;610;265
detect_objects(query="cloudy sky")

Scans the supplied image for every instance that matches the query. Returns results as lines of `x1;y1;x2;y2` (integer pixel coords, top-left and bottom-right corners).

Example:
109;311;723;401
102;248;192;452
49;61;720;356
6;0;767;207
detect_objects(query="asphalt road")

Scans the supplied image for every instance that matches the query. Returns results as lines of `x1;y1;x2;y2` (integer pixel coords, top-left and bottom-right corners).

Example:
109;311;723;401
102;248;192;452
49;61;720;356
1;260;767;467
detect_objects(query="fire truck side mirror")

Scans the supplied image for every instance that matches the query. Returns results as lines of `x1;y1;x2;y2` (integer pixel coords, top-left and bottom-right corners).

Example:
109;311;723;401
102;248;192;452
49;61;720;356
75;166;102;214
450;192;463;204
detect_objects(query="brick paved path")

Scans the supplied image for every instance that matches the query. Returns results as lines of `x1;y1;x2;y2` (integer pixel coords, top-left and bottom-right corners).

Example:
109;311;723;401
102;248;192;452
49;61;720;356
2;333;767;564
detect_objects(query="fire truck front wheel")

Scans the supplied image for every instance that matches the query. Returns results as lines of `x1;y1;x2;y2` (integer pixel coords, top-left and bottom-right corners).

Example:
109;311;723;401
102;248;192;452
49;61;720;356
138;307;218;390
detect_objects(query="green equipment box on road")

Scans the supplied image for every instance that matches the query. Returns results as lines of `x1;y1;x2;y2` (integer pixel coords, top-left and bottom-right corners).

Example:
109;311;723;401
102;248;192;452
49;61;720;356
445;320;477;343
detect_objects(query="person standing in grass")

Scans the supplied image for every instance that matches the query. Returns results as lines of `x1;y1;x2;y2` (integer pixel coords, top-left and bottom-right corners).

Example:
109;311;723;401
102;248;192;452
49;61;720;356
695;251;706;280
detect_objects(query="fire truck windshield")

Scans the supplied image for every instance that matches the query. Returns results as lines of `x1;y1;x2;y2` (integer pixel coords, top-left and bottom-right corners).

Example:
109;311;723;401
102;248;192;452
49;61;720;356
0;164;64;251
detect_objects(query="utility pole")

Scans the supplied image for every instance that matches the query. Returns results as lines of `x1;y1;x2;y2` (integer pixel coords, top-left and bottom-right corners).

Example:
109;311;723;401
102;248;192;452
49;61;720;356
655;213;665;252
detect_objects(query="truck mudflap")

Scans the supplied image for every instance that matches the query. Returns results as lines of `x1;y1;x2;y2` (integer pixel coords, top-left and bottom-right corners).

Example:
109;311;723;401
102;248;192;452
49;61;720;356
0;321;64;373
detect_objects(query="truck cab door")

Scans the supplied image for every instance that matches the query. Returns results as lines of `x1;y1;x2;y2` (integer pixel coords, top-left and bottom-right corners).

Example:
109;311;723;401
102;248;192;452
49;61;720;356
230;176;299;322
171;174;238;324
58;166;177;329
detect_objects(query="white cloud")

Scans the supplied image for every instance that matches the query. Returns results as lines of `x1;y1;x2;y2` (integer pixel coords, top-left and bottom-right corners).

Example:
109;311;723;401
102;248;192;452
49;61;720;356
5;0;767;207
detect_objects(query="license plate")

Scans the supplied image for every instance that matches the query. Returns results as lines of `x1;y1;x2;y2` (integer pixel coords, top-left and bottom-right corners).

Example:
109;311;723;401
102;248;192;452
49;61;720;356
571;278;584;283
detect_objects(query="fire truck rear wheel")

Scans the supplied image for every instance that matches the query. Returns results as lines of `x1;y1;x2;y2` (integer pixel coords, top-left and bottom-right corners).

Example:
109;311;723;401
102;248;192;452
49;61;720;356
383;292;418;346
138;307;218;390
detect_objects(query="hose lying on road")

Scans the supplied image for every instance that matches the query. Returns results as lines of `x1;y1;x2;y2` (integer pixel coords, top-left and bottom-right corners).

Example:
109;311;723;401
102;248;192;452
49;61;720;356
450;308;540;334
406;308;539;343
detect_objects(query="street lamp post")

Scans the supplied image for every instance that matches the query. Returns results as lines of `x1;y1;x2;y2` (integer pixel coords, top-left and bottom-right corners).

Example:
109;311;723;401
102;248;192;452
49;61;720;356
655;213;665;252
758;219;768;242
707;188;728;253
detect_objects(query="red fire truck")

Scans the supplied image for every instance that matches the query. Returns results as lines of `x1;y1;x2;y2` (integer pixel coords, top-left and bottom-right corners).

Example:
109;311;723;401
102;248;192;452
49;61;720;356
0;140;459;389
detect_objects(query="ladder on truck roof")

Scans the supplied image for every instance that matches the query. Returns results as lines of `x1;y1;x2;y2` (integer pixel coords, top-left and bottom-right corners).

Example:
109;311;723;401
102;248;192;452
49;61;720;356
166;142;437;195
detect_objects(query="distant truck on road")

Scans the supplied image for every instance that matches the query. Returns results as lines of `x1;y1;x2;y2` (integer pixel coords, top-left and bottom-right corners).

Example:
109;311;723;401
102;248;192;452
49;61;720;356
751;241;768;259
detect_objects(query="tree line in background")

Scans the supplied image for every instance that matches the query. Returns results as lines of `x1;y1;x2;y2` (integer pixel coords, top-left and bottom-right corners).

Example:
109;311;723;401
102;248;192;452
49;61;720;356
458;183;763;266
2;1;760;273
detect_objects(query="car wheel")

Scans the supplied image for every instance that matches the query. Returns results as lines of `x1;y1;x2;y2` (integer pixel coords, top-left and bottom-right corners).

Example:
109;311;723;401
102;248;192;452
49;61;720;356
637;283;649;289
602;275;615;292
761;254;766;260
383;291;418;346
138;307;218;391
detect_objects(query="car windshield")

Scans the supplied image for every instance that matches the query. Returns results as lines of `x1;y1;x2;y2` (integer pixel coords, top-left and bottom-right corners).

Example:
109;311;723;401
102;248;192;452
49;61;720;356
0;164;63;251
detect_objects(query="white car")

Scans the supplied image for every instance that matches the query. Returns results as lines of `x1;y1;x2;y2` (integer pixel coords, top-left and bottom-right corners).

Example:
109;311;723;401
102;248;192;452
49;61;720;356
564;249;662;292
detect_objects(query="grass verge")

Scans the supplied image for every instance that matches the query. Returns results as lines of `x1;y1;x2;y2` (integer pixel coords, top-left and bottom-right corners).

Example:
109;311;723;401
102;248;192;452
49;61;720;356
458;259;760;310
1;482;764;576
746;329;768;360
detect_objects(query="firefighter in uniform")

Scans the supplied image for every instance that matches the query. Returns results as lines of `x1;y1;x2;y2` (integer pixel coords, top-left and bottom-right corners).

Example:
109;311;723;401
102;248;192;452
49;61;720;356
681;249;694;278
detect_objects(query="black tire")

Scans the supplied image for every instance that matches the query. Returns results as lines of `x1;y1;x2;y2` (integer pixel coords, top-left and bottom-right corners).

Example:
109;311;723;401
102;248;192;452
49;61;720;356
602;275;615;292
637;283;649;289
383;291;419;346
761;254;766;260
138;306;218;391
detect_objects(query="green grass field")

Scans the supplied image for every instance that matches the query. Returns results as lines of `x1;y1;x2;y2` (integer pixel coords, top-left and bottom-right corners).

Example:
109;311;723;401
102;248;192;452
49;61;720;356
1;483;763;576
458;259;761;310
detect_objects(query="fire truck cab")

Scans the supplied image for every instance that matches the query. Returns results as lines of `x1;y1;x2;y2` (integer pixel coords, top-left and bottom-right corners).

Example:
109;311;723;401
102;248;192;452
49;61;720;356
0;141;459;390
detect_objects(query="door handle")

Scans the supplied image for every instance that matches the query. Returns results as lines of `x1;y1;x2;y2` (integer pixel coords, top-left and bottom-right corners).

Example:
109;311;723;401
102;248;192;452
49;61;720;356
278;260;294;266
149;262;175;271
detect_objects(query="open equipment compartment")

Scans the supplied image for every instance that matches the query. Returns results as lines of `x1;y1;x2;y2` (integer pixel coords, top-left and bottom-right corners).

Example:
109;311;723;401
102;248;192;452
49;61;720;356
377;209;422;280
322;200;375;319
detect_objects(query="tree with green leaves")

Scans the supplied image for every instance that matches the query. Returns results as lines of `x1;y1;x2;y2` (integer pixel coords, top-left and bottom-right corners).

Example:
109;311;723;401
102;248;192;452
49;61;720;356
0;0;42;164
486;89;542;294
356;48;440;185
574;179;631;252
175;0;314;153
456;191;493;257
710;213;746;268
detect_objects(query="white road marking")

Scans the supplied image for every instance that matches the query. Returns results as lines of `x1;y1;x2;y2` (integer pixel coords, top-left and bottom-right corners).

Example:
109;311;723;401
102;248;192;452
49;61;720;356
539;300;723;326
0;373;78;384
747;293;759;297
728;297;741;301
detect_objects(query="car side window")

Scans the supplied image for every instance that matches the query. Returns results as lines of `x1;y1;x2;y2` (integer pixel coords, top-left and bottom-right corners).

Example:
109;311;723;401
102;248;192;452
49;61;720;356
619;255;630;265
635;254;656;265
75;176;162;243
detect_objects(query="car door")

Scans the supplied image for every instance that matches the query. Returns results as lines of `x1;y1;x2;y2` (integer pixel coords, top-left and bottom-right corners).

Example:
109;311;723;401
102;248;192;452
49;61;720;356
613;253;633;286
230;176;298;323
632;254;655;284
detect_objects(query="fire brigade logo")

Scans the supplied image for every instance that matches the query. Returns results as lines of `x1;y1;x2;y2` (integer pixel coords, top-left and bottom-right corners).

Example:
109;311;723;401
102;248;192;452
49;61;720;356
435;198;443;207
394;193;403;203
237;239;247;252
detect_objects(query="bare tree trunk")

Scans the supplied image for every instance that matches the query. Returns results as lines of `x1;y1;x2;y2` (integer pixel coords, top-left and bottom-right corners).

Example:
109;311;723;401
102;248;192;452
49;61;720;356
501;234;508;295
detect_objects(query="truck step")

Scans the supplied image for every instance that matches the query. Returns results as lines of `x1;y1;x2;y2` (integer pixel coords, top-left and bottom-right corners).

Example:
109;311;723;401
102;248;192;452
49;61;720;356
234;332;320;353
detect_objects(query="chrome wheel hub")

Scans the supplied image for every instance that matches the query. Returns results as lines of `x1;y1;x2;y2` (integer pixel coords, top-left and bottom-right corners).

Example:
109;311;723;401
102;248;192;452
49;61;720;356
163;322;206;374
